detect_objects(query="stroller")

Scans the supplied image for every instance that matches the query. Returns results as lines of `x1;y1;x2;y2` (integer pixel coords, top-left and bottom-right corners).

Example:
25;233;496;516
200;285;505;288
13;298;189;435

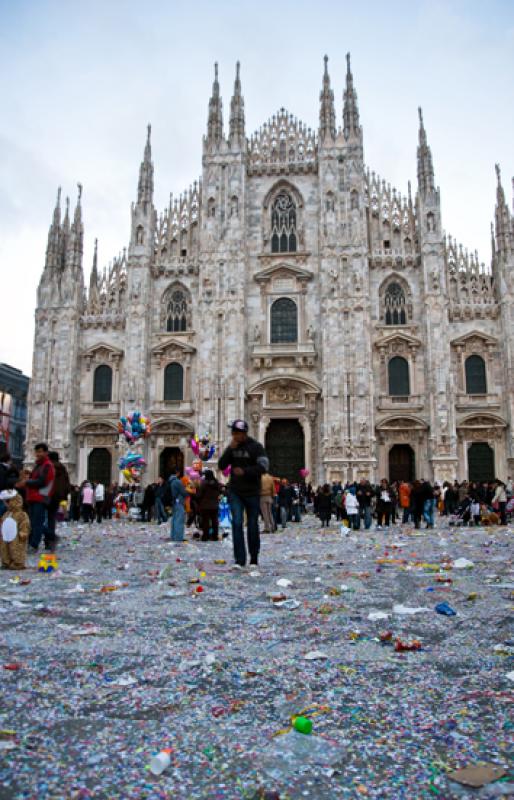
448;497;471;526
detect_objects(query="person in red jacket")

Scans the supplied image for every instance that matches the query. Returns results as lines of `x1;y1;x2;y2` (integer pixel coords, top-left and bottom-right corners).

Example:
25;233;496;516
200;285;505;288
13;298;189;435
399;480;412;524
16;442;55;552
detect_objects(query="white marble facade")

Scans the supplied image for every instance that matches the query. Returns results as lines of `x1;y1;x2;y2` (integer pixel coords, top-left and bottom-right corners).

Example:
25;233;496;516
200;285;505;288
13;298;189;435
26;57;514;486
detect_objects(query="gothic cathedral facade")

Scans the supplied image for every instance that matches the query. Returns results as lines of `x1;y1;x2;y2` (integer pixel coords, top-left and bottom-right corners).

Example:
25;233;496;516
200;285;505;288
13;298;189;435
27;56;514;486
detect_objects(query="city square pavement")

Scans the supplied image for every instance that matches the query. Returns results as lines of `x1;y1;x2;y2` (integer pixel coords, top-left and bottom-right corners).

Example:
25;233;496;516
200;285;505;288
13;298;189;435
0;513;512;799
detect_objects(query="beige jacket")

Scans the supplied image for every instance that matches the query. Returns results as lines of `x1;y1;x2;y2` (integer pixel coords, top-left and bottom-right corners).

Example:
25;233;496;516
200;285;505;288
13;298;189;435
260;474;275;498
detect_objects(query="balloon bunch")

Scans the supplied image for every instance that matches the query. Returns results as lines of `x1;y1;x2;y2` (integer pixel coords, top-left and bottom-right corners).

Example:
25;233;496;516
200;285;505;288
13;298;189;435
190;433;216;462
118;411;151;444
118;452;146;483
185;467;201;480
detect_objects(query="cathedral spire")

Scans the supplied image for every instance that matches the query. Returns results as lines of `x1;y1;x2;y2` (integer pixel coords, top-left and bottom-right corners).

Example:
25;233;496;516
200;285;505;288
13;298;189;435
137;124;154;207
343;52;361;141
89;238;98;291
319;55;336;143
45;186;62;271
229;61;245;149
206;62;224;148
494;163;513;259
67;183;84;271
417;107;435;198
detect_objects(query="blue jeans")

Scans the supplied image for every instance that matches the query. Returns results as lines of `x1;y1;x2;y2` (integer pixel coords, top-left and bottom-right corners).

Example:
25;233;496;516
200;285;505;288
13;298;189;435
360;506;372;529
28;502;49;549
402;506;412;523
228;492;260;566
170;502;185;541
155;497;168;523
348;513;360;530
423;499;435;526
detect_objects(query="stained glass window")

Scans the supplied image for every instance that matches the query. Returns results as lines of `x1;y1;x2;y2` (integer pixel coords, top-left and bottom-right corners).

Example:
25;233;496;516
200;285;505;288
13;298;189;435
93;365;112;403
271;192;297;253
465;355;487;394
271;298;298;344
388;356;410;396
164;362;183;402
384;282;407;325
166;290;188;332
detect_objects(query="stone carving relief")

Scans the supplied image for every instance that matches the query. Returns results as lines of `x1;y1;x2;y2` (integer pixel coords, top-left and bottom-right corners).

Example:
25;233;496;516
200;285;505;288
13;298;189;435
268;381;301;405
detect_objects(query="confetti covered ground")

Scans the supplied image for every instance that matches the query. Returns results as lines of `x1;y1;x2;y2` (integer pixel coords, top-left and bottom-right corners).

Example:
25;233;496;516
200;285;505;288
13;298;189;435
0;514;513;799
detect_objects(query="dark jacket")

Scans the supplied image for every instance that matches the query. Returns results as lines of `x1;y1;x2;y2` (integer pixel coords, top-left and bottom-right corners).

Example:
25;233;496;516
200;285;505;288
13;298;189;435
143;484;155;507
278;485;294;508
218;436;268;498
53;462;71;502
196;479;221;511
317;492;332;512
0;461;19;492
356;482;373;508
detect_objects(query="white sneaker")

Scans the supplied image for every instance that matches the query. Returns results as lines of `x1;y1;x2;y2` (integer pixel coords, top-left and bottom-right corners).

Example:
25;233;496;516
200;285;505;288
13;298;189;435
231;564;246;571
376;525;383;530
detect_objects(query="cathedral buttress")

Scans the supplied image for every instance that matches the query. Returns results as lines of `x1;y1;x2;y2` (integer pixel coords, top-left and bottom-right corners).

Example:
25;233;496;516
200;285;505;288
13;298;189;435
124;126;156;410
318;54;374;476
26;185;84;474
415;109;457;481
199;63;247;449
492;165;514;472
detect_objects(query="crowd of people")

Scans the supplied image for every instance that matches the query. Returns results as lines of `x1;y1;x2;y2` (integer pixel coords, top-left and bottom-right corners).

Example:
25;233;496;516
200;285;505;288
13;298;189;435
0;426;512;573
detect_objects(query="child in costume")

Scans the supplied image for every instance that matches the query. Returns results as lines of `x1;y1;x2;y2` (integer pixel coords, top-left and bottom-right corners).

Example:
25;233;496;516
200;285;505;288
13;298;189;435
0;490;30;570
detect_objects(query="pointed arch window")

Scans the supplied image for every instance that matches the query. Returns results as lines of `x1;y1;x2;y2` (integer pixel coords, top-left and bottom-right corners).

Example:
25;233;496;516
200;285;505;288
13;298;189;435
93;365;112;403
465;355;487;394
166;289;188;332
164;362;184;402
388;356;410;396
271;192;297;253
384;282;407;325
271;297;297;343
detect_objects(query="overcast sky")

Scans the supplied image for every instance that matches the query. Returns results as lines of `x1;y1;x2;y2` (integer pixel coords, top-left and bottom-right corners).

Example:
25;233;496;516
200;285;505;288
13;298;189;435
0;0;512;375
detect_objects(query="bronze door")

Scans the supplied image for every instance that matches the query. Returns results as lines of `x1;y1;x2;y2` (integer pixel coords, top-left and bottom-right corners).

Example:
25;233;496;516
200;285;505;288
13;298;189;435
88;448;112;486
388;444;415;483
467;443;494;482
265;419;304;482
159;447;184;479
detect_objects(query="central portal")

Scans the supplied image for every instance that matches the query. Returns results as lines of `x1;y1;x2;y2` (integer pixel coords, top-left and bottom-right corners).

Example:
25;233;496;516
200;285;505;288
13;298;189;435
265;418;305;482
388;444;415;482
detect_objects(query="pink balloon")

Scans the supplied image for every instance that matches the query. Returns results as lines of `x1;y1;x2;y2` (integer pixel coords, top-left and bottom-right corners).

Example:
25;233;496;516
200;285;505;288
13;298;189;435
222;465;231;477
299;468;310;478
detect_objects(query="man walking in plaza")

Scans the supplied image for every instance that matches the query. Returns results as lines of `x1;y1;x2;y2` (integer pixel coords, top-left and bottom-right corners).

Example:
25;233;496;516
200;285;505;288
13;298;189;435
218;419;269;569
17;442;55;552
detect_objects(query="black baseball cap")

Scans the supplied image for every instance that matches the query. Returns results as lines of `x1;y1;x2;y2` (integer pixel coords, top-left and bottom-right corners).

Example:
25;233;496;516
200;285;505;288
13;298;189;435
229;419;249;432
